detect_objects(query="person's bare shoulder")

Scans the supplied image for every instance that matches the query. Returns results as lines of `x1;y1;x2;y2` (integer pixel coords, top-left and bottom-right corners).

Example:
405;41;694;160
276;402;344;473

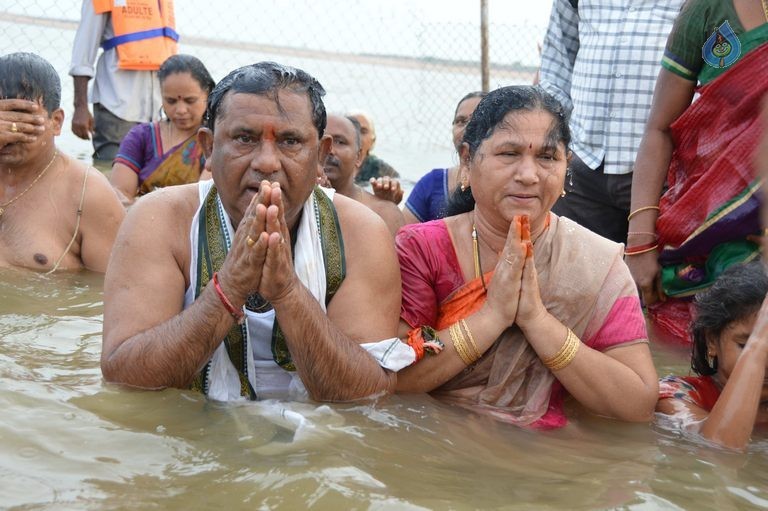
57;153;123;226
131;181;200;217
328;189;401;340
127;183;200;235
361;191;404;236
56;153;94;196
333;192;390;242
115;183;201;274
332;190;400;283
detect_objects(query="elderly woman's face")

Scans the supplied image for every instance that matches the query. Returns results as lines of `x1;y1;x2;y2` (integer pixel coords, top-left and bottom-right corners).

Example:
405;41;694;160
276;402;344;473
467;109;567;231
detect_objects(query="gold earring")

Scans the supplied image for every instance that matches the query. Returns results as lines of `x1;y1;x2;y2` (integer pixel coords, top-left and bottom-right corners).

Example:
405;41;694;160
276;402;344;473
560;190;566;198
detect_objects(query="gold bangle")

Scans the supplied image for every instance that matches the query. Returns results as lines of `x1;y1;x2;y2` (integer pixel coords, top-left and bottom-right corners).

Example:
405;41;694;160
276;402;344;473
459;319;481;361
627;205;660;221
551;337;580;371
451;324;471;365
552;330;580;371
542;329;581;372
454;321;471;362
449;323;475;366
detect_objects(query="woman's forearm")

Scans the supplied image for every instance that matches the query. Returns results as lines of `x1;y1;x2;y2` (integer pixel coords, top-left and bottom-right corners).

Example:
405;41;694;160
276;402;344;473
522;312;658;422
628;128;674;233
629;69;696;233
396;306;508;393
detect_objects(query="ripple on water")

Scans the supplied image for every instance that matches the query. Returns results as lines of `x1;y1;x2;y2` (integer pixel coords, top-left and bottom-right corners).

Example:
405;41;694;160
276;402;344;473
2;271;768;508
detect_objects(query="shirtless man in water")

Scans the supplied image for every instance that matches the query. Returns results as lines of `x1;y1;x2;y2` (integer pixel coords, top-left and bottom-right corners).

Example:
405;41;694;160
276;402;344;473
0;53;124;272
102;62;409;402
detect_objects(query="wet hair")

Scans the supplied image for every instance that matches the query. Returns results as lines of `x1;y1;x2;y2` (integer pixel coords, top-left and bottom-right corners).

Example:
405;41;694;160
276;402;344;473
454;90;487;117
444;85;570;216
158;54;215;94
345;115;362;151
0;52;61;114
691;261;768;375
204;61;326;138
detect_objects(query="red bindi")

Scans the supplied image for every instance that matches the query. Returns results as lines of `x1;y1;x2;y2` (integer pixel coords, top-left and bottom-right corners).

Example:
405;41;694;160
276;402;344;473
529;143;532;149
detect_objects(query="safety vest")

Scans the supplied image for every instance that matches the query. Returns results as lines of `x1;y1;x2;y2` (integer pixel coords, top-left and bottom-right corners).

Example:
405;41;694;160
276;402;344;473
93;0;179;71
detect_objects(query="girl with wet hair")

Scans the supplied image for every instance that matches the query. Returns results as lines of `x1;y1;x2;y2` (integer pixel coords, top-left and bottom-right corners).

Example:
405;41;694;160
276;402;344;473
657;261;768;449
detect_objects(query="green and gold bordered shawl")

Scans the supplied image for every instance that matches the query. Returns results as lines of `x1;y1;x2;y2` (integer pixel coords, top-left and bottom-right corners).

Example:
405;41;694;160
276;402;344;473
190;185;345;398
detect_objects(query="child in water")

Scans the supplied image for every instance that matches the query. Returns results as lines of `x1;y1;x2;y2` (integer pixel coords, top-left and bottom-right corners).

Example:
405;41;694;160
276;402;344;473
656;261;768;450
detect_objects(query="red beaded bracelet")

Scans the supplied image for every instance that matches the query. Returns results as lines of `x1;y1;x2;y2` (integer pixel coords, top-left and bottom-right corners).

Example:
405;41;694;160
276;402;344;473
212;272;244;324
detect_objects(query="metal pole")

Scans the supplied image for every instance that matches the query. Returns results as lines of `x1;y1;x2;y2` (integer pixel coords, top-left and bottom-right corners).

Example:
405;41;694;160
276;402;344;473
480;0;489;92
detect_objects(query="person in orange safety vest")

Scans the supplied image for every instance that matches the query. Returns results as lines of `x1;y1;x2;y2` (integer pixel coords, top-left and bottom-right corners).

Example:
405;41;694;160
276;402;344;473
69;0;180;163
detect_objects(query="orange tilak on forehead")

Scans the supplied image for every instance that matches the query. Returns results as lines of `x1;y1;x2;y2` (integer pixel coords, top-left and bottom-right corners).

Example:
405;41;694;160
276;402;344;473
262;123;275;141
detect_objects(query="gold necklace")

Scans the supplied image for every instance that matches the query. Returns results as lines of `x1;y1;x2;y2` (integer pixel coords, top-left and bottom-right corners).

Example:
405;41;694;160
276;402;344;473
472;223;487;290
763;0;768;21
0;150;58;217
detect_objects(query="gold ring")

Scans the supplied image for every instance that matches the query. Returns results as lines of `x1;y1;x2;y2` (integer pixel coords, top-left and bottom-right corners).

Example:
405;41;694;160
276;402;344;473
279;236;285;244
246;236;255;247
10;122;18;133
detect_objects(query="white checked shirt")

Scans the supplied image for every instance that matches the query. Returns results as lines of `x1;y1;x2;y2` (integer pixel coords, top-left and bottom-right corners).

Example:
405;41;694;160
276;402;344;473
539;0;685;174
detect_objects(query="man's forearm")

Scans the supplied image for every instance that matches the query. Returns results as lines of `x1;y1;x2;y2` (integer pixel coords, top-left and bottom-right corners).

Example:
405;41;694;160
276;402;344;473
102;285;237;389
73;76;90;108
273;285;396;402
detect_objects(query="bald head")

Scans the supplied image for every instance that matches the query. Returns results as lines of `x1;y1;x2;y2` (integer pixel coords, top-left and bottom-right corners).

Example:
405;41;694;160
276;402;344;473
347;111;375;157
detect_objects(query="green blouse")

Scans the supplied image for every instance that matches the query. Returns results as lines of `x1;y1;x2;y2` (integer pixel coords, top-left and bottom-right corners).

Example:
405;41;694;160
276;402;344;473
661;0;768;85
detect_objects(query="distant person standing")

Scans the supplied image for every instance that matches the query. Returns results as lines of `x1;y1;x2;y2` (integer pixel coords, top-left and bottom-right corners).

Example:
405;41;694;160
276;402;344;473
539;0;684;243
347;111;400;184
627;0;768;341
69;0;179;163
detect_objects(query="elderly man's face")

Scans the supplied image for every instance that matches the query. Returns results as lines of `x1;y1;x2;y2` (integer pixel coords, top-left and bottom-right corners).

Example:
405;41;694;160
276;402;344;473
349;113;375;157
323;115;362;188
0;100;61;167
199;90;327;227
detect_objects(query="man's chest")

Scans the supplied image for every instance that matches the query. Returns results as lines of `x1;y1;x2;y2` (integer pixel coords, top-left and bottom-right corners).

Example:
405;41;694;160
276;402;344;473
0;209;80;271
